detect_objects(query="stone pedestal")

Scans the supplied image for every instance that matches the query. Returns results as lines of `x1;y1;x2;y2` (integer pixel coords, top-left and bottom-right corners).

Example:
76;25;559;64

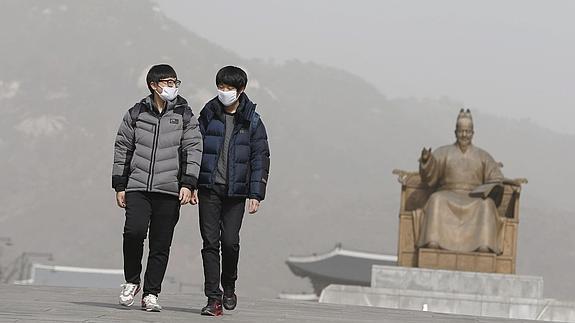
319;265;575;322
371;265;543;299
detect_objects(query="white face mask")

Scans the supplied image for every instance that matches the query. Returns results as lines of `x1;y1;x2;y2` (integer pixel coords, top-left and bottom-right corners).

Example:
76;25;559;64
217;89;238;106
156;86;178;101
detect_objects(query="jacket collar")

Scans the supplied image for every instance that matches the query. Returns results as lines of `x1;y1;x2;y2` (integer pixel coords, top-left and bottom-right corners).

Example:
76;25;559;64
141;95;188;115
201;92;256;125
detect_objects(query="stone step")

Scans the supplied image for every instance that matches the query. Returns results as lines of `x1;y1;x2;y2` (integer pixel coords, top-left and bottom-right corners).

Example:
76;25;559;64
320;284;575;322
372;265;544;299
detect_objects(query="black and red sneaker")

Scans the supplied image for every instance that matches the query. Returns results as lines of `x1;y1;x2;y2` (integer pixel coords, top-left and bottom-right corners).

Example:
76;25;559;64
223;291;237;310
201;297;223;316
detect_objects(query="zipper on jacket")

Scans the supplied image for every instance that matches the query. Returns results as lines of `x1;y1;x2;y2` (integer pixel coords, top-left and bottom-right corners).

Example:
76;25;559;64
147;117;161;191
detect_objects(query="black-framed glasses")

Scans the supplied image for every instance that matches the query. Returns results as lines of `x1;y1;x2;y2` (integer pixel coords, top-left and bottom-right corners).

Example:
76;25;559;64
158;79;182;88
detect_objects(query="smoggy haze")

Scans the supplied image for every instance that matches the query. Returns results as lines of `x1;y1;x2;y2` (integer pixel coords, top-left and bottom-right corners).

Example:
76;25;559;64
157;0;575;135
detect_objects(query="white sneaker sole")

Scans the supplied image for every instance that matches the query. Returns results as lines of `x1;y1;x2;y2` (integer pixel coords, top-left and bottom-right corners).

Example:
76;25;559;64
119;298;135;307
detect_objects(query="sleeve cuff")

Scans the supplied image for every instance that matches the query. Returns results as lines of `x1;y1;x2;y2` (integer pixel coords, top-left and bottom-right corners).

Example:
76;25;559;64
112;175;128;192
180;175;198;190
180;183;196;190
248;194;263;202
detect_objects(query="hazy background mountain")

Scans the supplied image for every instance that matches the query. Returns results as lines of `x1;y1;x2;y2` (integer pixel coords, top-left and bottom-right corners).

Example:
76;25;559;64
157;0;575;136
0;0;574;300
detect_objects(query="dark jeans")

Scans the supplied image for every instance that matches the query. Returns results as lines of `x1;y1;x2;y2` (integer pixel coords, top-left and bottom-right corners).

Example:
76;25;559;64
123;191;180;297
199;184;246;299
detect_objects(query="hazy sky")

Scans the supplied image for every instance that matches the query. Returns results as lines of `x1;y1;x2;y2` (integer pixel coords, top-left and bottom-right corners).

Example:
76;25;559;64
156;0;574;135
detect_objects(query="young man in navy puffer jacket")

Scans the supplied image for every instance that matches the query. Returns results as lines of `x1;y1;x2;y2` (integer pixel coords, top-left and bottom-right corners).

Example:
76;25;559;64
195;66;270;316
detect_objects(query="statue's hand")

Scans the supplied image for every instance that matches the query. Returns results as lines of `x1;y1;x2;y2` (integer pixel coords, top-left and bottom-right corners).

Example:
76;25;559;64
420;147;432;163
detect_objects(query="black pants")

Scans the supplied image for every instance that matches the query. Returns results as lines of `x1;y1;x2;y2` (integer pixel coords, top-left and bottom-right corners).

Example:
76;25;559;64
123;191;180;297
199;184;246;299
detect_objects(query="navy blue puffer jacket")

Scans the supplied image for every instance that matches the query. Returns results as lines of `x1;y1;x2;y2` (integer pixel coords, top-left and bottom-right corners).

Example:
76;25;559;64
197;93;270;201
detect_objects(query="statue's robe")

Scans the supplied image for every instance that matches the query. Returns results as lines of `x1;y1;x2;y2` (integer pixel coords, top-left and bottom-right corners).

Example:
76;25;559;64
415;144;504;254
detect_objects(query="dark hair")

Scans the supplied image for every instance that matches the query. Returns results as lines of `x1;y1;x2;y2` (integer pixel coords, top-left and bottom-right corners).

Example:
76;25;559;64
215;66;248;90
146;64;177;94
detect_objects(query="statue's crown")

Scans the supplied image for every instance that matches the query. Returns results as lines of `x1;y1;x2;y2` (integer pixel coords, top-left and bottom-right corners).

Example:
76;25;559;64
457;108;473;122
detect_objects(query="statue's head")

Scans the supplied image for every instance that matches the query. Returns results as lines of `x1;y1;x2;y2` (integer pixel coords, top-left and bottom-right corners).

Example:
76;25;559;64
455;109;474;149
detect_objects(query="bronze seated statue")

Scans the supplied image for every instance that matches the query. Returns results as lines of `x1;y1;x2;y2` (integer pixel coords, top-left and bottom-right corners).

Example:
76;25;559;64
394;109;526;274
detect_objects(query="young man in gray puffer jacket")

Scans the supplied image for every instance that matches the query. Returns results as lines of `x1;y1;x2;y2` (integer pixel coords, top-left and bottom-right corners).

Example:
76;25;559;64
112;64;203;312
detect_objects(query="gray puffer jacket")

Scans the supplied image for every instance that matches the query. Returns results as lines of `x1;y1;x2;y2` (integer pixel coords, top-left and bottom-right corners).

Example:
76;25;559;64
112;95;203;196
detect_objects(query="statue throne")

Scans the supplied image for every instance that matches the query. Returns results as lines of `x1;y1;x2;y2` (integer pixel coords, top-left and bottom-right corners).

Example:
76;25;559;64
393;168;527;274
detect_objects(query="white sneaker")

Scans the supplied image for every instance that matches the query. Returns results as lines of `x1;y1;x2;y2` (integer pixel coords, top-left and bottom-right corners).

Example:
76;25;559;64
141;294;162;312
118;283;140;307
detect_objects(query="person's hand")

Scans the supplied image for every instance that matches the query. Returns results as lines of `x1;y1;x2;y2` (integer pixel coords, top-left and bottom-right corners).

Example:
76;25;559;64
179;187;192;205
420;147;432;163
248;199;260;214
190;190;199;205
116;191;126;208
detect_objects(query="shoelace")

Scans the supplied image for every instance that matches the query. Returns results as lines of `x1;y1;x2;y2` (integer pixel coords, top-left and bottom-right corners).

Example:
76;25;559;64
121;283;137;296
